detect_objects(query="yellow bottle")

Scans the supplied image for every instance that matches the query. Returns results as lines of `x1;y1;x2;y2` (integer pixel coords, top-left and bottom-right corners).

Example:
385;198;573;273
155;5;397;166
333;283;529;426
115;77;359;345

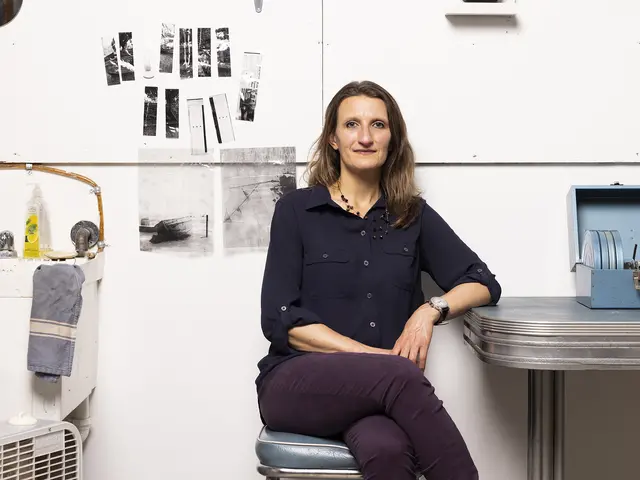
23;185;42;259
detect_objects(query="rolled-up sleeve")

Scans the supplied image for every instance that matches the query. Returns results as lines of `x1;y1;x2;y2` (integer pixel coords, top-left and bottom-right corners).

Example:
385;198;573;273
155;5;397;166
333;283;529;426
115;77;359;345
419;201;502;305
260;196;323;354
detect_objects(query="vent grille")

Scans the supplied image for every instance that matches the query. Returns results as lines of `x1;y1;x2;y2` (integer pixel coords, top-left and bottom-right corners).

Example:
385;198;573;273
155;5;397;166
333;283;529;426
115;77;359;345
0;430;79;480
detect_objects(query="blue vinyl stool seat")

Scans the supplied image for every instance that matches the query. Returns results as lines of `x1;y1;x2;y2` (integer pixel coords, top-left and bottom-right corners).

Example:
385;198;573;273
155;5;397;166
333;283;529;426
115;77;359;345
255;426;363;479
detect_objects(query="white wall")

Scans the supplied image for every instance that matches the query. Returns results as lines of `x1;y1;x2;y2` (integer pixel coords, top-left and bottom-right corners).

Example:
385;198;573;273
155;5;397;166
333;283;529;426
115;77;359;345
1;164;640;480
2;0;640;478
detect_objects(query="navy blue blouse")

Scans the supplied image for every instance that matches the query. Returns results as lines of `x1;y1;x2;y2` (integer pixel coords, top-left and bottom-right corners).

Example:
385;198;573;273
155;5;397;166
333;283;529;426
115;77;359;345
256;185;501;389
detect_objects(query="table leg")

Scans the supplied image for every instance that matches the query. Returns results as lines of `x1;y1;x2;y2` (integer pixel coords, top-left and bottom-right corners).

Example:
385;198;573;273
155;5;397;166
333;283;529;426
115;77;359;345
527;370;564;480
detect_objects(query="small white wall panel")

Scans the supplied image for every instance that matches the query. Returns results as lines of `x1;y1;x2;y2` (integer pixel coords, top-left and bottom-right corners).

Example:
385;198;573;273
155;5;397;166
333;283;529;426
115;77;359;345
323;0;640;163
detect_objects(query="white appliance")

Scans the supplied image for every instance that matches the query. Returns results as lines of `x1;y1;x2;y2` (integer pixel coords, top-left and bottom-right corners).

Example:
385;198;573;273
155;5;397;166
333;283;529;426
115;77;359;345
0;419;82;479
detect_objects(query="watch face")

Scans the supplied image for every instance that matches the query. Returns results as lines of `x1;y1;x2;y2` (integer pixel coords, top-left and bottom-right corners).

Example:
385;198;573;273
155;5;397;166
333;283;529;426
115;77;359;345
431;297;448;310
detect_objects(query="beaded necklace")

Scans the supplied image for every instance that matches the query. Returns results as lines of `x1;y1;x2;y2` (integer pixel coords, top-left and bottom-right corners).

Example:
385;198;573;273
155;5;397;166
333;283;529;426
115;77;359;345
336;183;391;239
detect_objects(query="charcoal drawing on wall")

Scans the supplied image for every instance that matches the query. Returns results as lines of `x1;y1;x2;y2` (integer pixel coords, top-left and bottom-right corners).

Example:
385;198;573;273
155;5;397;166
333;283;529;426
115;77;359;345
197;28;212;77
236;52;262;122
179;28;193;79
159;23;175;73
138;164;214;257
221;146;296;252
166;89;179;138
143;86;158;136
118;32;135;81
101;37;121;86
216;27;231;77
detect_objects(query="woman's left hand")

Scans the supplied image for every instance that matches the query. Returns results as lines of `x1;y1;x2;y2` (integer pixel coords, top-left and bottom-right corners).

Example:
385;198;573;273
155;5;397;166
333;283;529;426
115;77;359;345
391;305;440;370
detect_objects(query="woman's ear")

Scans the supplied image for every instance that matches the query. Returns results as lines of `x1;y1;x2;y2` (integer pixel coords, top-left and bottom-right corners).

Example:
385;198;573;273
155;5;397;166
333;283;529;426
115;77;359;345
329;135;339;151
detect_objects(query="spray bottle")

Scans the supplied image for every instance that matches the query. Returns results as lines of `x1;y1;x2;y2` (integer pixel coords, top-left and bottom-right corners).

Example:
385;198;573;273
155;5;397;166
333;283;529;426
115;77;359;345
23;184;43;258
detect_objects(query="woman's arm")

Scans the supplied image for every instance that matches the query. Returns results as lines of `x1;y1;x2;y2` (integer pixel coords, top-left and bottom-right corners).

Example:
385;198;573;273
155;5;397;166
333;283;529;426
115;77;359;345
418;200;502;307
392;200;501;368
290;323;390;354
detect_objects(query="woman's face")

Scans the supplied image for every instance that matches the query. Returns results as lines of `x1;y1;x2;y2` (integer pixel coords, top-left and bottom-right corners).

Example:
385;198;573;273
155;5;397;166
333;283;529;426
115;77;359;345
330;95;391;174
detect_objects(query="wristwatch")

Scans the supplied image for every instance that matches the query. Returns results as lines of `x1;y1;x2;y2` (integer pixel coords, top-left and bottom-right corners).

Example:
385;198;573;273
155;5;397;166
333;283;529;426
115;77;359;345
428;296;450;326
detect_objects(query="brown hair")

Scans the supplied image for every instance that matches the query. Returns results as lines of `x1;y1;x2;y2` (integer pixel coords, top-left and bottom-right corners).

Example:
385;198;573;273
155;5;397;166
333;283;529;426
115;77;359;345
304;80;422;228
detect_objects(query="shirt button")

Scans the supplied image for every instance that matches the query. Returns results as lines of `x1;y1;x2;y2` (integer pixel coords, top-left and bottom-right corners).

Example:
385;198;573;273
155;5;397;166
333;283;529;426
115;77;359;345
361;230;366;236
322;253;328;258
370;322;376;327
403;247;408;252
363;260;369;266
477;268;483;273
366;292;372;299
280;306;287;311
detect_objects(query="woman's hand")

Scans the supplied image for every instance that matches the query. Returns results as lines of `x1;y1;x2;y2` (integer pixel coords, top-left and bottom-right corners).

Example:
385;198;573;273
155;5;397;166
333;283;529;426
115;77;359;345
391;305;440;370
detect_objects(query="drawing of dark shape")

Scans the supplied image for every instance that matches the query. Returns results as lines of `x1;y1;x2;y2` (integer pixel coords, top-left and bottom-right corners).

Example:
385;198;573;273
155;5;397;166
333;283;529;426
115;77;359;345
119;32;135;81
221;146;296;250
139;216;193;244
159;23;175;73
270;174;296;201
101;37;120;86
197;28;211;77
216;27;231;77
143;87;158;136
138;164;214;257
179;28;193;79
166;89;179;138
236;52;261;122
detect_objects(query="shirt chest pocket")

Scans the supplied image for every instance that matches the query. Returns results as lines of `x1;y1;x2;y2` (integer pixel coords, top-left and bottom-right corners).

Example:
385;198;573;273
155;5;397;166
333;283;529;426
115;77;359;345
381;242;418;291
303;248;354;298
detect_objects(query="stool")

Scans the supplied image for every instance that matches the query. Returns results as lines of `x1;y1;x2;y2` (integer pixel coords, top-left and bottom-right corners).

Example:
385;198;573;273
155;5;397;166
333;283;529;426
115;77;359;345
255;426;362;479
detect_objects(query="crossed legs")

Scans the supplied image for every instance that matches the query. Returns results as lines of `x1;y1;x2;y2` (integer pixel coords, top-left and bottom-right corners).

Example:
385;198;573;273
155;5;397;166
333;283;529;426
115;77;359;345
258;352;478;480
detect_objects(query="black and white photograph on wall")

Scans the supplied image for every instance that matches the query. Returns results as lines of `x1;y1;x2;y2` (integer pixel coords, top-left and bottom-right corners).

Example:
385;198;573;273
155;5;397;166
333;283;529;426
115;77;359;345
221;146;296;252
118;32;135;81
143;87;158;136
236;52;262;122
179;28;193;79
197;28;212;77
166;89;179;138
209;93;235;144
215;27;231;77
138;164;214;257
187;98;207;155
101;36;121;86
159;23;175;73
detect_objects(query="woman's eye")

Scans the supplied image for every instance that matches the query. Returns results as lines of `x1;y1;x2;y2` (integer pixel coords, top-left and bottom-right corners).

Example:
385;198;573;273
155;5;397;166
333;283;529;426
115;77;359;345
373;121;386;128
346;121;357;128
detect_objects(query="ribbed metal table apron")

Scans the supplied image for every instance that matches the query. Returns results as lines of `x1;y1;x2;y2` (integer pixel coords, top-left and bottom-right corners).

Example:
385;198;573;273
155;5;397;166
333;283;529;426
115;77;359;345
464;297;640;480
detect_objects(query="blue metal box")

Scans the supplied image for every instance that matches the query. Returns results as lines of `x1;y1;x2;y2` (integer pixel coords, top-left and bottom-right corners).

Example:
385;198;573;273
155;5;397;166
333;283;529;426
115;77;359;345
567;184;640;309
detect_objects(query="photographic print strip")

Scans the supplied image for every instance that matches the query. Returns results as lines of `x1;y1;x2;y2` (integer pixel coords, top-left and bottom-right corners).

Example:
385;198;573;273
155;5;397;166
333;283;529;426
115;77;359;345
118;32;135;81
236;52;262;122
197;28;212;77
159;23;175;73
101;36;121;86
187;98;207;155
138;164;214;258
166;89;179;139
221;147;296;251
215;27;231;77
143;87;158;137
209;93;235;144
179;28;193;79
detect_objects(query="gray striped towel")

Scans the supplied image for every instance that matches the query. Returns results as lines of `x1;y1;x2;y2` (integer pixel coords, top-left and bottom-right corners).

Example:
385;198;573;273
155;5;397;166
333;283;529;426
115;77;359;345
27;263;85;383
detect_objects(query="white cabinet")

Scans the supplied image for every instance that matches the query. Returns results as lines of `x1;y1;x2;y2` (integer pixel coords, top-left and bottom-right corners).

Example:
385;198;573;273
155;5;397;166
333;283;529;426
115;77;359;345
0;253;104;422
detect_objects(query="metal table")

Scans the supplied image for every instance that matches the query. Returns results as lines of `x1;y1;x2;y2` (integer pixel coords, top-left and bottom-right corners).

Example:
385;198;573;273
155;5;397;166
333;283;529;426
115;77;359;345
464;296;640;480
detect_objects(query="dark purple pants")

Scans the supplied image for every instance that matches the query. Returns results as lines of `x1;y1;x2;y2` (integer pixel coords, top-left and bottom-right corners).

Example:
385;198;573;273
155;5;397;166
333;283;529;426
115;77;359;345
258;352;479;480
